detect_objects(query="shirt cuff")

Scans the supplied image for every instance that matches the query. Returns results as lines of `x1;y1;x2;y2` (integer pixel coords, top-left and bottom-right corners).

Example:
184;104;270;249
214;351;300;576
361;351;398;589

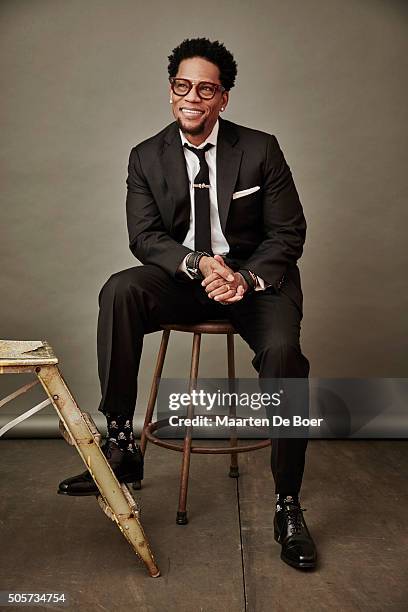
254;275;271;291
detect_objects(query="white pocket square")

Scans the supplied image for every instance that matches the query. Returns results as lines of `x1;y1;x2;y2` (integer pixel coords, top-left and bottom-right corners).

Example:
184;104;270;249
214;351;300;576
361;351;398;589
232;186;260;199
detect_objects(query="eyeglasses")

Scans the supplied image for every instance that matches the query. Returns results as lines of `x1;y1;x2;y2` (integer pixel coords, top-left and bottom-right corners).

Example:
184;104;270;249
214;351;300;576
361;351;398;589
169;77;225;100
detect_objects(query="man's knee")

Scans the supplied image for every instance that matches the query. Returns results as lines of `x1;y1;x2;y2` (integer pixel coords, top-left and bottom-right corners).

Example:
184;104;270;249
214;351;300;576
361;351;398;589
98;266;157;305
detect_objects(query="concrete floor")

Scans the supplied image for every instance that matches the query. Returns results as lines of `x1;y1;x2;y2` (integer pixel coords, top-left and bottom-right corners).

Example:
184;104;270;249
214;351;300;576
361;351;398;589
0;439;407;612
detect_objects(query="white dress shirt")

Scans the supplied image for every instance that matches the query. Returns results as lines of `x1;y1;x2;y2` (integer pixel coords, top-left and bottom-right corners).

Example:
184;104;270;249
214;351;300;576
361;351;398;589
180;120;229;255
178;120;267;290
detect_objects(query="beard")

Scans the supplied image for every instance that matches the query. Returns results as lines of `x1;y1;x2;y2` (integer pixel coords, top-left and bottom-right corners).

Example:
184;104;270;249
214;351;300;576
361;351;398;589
176;116;206;136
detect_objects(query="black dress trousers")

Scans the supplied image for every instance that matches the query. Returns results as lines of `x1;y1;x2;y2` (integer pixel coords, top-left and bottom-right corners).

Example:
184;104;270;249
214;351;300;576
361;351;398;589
97;264;309;495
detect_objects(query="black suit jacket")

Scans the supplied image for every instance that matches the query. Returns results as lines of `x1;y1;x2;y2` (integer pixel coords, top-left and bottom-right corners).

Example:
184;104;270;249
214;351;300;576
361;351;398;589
126;117;306;311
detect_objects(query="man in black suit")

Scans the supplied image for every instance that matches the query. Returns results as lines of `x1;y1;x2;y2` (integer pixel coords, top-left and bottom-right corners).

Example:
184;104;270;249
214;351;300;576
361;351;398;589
58;38;317;569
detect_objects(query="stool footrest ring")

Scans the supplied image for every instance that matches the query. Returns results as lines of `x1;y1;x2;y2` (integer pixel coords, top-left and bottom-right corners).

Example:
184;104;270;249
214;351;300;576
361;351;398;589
144;419;270;454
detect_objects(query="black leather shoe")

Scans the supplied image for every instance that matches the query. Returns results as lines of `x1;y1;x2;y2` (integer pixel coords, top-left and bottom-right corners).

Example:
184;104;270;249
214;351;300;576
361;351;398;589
57;440;144;496
274;497;317;569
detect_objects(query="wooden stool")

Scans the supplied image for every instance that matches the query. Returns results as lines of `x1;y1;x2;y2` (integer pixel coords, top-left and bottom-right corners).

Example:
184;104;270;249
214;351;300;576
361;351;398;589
0;339;160;577
141;320;271;525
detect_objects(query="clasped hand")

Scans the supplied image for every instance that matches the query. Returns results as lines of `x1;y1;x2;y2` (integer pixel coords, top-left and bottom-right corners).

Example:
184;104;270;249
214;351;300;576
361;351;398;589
199;255;248;304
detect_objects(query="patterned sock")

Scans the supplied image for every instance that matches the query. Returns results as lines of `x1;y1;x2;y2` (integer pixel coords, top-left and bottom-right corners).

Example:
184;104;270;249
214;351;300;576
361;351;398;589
105;413;138;453
276;493;299;510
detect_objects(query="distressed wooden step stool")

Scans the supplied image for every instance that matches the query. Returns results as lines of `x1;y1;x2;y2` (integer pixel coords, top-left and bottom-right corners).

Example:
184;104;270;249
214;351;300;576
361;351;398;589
0;339;160;578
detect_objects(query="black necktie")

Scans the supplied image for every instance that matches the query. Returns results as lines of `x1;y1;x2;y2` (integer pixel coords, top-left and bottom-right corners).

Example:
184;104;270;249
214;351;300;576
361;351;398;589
184;143;214;254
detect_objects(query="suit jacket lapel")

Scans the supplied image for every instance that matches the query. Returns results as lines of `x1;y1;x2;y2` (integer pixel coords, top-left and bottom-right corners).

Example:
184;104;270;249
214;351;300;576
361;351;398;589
216;118;242;233
161;123;190;236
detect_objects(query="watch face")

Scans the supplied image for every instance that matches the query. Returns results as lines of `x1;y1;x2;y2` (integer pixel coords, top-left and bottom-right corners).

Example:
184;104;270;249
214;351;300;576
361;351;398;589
189;266;201;279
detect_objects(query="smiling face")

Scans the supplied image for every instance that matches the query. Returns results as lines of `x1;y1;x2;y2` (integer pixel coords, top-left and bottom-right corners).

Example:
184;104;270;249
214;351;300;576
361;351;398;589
169;56;229;146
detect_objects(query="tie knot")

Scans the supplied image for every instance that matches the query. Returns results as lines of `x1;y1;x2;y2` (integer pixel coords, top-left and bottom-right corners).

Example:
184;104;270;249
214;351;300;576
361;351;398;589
184;142;213;160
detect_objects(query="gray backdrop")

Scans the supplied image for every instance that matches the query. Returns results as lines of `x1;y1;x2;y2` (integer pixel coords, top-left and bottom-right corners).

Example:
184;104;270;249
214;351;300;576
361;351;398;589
1;0;407;435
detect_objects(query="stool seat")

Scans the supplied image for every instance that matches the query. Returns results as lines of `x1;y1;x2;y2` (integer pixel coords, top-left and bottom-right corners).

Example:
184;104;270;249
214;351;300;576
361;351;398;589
161;319;237;335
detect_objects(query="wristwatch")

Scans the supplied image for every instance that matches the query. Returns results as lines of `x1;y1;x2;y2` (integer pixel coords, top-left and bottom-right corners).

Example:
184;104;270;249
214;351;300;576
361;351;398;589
186;251;211;280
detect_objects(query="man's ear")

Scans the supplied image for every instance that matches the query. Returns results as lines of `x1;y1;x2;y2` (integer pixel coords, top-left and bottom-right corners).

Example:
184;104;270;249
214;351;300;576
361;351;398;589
221;91;229;111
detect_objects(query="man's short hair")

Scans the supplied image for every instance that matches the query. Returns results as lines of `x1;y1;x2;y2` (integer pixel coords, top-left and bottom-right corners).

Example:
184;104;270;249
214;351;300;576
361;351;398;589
168;38;237;91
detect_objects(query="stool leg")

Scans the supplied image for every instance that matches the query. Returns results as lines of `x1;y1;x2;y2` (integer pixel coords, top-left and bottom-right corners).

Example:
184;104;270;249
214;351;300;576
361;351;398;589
227;333;239;478
140;329;170;456
35;364;160;577
177;332;201;525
